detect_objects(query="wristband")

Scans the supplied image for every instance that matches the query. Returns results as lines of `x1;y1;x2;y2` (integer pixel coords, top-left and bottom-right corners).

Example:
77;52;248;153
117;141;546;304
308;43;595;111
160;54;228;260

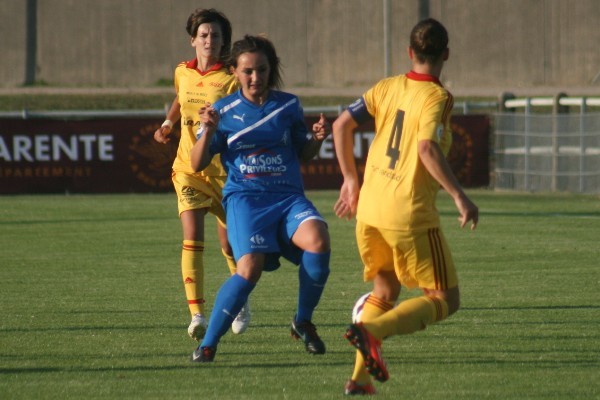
196;124;207;140
161;119;173;129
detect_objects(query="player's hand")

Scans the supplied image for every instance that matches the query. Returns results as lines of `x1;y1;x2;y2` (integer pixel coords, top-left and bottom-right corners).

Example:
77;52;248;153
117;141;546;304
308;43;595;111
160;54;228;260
455;194;479;230
198;102;219;132
334;179;359;220
312;113;331;142
154;126;171;144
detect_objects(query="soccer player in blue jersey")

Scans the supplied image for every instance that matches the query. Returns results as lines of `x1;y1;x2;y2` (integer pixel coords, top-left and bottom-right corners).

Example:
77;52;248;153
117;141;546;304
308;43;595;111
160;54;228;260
188;35;332;362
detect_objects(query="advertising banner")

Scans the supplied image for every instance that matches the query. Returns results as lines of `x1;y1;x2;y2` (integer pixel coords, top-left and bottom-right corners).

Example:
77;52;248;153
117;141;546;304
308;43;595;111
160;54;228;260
0;115;489;194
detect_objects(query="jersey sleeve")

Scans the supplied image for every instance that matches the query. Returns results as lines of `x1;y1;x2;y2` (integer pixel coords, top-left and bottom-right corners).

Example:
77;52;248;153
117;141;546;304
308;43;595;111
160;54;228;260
291;100;310;156
418;91;453;144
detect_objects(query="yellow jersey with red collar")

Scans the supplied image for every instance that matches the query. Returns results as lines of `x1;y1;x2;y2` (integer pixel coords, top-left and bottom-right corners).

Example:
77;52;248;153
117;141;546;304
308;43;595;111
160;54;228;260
172;59;238;175
348;71;454;231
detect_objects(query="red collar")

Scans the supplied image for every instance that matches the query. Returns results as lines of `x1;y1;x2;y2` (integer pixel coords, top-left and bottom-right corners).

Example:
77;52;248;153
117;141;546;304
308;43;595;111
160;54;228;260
185;58;224;76
406;70;442;86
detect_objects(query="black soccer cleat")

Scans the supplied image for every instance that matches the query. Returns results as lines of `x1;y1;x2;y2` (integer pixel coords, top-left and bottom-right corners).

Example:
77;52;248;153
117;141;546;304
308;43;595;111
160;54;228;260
291;318;326;355
190;346;216;363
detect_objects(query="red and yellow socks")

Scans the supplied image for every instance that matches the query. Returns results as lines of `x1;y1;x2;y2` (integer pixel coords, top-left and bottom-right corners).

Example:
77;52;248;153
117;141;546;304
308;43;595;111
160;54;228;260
364;295;449;340
351;294;394;384
182;240;205;315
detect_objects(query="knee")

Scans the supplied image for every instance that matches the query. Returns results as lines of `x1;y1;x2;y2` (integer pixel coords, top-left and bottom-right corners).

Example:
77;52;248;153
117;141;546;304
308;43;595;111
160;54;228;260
295;221;330;253
446;287;460;316
308;229;330;253
372;271;401;303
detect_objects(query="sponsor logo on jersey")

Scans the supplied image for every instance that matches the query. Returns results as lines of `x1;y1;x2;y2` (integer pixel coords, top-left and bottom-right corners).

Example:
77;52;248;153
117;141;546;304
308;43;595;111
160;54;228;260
239;150;286;176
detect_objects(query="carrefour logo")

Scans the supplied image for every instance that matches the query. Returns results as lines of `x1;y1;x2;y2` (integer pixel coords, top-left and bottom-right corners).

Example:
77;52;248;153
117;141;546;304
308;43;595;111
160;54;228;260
250;234;267;248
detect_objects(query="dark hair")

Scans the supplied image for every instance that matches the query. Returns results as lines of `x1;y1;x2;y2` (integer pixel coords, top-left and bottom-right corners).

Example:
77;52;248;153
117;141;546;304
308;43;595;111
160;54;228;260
230;35;283;89
409;18;448;64
186;8;232;62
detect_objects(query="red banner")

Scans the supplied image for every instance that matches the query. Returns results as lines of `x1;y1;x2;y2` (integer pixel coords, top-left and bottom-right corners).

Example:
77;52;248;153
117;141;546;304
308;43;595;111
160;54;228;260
301;114;490;189
0;115;489;194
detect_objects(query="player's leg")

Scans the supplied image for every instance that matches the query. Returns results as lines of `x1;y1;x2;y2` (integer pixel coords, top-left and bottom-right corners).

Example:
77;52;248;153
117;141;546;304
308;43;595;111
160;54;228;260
344;222;397;386
292;219;330;323
217;222;236;276
173;172;218;341
346;283;396;394
209;174;252;334
192;194;277;362
359;227;458;340
192;253;262;362
180;209;209;340
288;199;331;355
216;218;251;334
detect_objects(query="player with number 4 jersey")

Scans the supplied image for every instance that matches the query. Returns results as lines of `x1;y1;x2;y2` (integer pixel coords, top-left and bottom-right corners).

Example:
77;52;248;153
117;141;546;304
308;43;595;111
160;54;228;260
333;18;479;395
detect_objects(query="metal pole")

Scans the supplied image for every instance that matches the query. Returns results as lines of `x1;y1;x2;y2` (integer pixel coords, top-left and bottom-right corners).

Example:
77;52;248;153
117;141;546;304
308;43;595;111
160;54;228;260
580;98;587;192
383;0;391;77
25;0;37;85
524;98;531;191
418;0;430;21
552;93;568;192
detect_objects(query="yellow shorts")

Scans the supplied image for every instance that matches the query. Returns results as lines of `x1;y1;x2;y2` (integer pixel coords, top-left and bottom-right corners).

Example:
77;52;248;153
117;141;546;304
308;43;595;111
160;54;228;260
356;220;458;290
171;170;226;225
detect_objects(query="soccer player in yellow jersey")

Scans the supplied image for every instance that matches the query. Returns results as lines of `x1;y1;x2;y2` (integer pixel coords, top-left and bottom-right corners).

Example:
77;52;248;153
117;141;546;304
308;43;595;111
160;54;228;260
332;18;479;395
153;9;250;344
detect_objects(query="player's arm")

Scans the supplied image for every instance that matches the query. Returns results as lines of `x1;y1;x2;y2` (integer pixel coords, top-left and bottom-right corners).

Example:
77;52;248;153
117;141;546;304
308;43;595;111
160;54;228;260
332;109;361;219
190;103;219;172
300;113;331;162
418;138;479;229
154;96;181;144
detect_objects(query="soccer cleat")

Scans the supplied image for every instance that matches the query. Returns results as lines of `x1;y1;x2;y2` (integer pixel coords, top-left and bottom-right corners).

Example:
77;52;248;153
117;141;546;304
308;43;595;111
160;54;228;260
231;300;251;334
190;346;216;363
344;379;376;396
187;313;207;341
291;318;326;355
344;323;389;382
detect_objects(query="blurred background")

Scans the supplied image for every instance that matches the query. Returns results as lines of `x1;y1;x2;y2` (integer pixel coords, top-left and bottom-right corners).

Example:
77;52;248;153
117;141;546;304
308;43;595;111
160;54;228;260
2;0;600;96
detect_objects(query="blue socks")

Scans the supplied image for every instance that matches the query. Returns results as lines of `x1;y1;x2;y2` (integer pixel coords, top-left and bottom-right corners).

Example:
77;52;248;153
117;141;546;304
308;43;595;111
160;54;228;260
200;251;330;348
296;251;330;323
201;274;255;348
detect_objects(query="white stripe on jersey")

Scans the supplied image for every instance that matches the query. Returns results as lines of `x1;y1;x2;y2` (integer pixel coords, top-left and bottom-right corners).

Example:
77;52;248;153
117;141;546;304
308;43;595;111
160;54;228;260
227;98;297;146
219;98;242;115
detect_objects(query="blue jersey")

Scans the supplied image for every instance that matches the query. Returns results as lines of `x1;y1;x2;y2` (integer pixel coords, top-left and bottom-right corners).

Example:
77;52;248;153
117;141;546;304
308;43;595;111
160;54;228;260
208;90;310;198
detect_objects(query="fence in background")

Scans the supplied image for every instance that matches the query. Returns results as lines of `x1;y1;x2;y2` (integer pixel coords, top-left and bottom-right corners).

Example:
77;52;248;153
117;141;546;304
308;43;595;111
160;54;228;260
495;94;600;193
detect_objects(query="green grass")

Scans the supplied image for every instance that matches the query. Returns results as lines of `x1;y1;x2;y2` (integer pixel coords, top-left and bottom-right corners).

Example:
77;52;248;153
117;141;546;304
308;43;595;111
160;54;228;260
0;190;599;399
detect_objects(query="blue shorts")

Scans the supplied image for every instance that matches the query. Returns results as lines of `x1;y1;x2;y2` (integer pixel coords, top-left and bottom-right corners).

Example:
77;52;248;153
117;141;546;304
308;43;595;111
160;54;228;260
224;192;326;270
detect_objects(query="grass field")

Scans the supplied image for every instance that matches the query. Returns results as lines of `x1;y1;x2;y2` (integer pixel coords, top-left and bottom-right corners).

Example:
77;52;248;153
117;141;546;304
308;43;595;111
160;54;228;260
1;190;599;399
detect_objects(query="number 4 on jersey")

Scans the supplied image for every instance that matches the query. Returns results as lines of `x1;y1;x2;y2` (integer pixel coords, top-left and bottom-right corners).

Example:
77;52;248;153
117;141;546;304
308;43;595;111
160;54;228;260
386;109;405;169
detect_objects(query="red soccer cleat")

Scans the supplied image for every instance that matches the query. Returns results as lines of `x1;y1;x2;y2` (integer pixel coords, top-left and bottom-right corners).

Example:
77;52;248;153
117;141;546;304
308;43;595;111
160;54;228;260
344;379;376;396
344;323;389;382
